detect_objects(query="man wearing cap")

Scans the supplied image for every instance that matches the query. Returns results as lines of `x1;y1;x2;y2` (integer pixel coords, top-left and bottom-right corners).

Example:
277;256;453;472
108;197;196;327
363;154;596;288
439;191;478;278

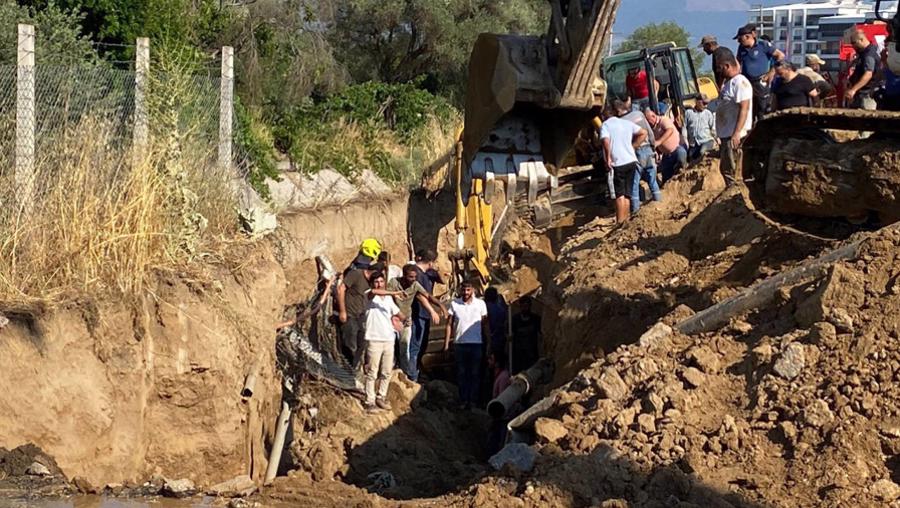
798;54;832;104
700;36;735;91
684;94;717;163
735;23;784;122
715;51;752;187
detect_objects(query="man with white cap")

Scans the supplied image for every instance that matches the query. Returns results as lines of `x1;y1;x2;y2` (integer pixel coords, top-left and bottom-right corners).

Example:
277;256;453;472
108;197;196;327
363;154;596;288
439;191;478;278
798;54;833;103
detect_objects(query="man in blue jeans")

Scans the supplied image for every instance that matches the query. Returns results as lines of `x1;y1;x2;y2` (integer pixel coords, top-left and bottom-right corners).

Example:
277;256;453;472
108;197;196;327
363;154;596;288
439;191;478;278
444;280;489;410
407;248;438;382
622;107;662;213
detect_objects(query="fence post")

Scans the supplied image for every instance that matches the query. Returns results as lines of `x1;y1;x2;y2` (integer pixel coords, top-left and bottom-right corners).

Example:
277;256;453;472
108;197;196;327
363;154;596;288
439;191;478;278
16;23;35;213
133;37;150;165
218;46;234;172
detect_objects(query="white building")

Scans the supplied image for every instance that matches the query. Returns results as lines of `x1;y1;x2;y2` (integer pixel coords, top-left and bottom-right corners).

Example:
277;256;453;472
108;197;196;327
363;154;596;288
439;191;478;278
748;1;896;71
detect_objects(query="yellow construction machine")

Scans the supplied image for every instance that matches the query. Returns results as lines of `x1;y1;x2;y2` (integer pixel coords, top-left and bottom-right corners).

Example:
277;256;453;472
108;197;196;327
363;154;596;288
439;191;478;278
450;0;717;287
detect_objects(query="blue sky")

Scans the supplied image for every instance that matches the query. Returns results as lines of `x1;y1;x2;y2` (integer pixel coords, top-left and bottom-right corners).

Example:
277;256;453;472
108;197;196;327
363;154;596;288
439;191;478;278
613;0;787;69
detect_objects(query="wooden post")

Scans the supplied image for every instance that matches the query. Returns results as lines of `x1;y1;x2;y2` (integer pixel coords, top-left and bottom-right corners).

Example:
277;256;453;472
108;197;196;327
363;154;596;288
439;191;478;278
16;24;35;213
133;37;150;165
218;46;234;172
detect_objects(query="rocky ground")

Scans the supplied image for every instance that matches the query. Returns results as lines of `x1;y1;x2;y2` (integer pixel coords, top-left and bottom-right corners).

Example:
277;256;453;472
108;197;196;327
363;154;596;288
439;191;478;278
5;159;899;507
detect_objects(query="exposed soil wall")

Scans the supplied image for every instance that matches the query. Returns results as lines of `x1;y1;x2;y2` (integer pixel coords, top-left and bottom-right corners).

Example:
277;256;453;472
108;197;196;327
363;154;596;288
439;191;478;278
0;194;410;488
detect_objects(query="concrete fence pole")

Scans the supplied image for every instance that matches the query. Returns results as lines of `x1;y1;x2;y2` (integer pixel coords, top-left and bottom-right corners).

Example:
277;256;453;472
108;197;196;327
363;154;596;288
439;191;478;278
133;37;150;165
16;23;35;213
218;46;234;172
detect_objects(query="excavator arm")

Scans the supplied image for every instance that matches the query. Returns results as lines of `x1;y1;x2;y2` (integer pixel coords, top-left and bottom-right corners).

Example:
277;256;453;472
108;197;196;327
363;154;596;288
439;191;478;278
452;0;621;289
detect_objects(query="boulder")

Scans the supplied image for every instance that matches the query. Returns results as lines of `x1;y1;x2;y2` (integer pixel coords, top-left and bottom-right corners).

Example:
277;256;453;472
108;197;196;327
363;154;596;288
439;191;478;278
208;475;257;498
773;343;806;380
162;478;196;498
681;367;705;389
871;479;900;502
25;462;51;477
489;443;537;473
534;418;568;443
597;368;629;401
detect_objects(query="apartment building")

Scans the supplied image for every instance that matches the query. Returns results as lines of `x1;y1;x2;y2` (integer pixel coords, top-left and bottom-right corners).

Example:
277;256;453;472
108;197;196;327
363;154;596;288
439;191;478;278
748;1;894;72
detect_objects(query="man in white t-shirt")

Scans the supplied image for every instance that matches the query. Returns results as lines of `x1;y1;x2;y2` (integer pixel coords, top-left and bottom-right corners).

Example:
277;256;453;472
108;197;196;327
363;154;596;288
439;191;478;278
599;99;648;223
714;52;753;187
444;280;489;409
363;272;405;413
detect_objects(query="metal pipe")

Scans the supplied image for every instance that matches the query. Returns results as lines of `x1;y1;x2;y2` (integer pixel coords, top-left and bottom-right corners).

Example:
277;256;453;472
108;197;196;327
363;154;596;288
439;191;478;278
487;358;554;419
264;400;291;486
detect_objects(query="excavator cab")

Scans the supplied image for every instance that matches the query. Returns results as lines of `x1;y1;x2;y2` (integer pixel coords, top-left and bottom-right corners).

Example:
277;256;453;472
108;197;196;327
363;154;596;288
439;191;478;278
602;43;715;121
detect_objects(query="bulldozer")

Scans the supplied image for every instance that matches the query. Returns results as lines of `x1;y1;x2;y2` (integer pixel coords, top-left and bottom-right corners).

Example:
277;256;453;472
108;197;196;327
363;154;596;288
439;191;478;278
450;0;712;287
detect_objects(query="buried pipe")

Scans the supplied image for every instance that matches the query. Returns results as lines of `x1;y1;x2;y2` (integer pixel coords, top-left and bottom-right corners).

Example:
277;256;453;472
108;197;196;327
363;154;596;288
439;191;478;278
241;361;259;399
487;358;554;420
264;399;292;486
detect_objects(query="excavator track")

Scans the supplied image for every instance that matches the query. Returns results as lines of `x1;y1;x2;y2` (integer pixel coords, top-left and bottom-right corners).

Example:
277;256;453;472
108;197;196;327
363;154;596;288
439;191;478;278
743;107;900;230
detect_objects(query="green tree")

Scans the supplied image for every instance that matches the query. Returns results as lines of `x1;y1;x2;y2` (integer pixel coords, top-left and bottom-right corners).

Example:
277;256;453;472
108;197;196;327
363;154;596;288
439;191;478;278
326;0;547;99
0;2;97;65
617;21;704;69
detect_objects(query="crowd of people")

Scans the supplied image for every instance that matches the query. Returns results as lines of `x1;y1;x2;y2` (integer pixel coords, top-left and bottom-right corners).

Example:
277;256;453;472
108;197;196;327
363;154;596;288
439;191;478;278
600;20;900;224
278;239;543;414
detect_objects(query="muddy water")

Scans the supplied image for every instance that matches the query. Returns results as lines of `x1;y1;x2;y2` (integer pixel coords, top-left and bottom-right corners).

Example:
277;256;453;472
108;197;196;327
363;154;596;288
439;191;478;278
0;496;221;508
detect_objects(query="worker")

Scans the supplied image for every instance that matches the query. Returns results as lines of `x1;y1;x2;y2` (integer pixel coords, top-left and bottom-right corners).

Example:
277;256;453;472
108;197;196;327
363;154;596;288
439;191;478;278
407;249;439;383
622;101;661;214
377;251;403;281
684;94;717;164
715;51;752;187
735;23;784;122
484;287;508;358
700;35;735;91
600;99;648;223
443;280;489;410
510;296;541;375
771;61;818;111
337;262;380;375
643;106;686;185
845;30;881;110
798;54;833;103
362;271;404;413
356;238;382;268
626;66;651;110
878;26;900;111
383;264;443;375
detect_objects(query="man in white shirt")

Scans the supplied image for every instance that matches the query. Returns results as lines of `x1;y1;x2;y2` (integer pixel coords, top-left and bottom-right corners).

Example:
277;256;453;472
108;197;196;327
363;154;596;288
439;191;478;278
444;280;489;409
363;272;405;413
600;99;648;223
714;52;753;187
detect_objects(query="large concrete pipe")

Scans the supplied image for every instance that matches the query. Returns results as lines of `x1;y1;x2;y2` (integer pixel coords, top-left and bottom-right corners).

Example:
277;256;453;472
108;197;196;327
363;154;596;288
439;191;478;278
487;358;554;419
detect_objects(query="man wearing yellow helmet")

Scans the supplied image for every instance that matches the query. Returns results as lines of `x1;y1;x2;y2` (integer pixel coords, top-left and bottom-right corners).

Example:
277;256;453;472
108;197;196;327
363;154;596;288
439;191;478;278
357;238;383;267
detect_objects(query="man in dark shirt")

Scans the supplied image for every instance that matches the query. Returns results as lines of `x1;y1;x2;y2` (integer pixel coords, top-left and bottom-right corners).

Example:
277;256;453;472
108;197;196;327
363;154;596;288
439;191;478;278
700;35;735;91
735;24;784;122
846;30;880;110
771;61;817;111
407;249;438;382
511;296;541;375
337;263;377;373
484;287;508;357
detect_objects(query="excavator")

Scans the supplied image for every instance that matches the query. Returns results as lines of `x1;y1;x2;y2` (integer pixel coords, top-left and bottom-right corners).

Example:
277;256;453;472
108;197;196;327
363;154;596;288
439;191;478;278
451;0;900;289
450;0;710;287
742;0;900;230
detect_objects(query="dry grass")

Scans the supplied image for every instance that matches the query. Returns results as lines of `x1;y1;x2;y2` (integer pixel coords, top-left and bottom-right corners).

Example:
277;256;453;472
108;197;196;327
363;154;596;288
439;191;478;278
0;117;238;309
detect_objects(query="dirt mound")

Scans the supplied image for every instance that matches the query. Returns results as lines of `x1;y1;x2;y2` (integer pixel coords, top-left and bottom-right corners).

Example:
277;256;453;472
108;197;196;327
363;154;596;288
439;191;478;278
266;375;490;504
445;226;900;506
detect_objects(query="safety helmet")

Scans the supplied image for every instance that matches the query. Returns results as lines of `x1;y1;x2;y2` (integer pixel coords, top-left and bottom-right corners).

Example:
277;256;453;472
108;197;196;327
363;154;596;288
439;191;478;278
359;238;382;260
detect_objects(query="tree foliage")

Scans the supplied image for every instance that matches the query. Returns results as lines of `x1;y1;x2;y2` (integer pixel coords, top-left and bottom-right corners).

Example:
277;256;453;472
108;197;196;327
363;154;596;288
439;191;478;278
326;0;547;99
617;21;704;69
0;2;96;65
